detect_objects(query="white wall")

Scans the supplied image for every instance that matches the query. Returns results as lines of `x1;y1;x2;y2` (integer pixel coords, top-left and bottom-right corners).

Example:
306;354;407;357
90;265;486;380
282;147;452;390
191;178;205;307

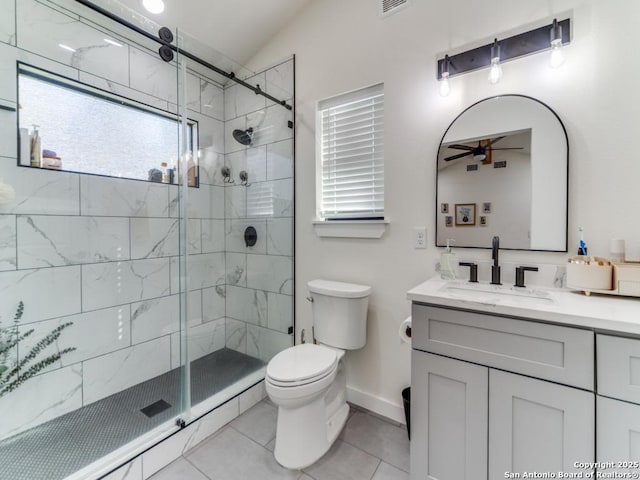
246;0;640;421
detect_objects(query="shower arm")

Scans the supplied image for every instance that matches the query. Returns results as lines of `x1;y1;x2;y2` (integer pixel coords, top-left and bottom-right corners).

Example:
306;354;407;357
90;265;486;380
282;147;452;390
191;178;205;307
73;0;293;111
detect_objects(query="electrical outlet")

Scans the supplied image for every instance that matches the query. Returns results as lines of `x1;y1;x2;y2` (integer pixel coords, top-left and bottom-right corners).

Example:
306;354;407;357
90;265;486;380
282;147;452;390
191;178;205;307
414;227;426;249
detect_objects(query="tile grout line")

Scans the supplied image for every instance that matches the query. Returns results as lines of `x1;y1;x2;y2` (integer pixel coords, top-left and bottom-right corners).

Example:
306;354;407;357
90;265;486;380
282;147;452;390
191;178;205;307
368;458;383;480
182;455;215;480
339;433;410;474
183;421;236;459
227;422;275;451
331;436;389;474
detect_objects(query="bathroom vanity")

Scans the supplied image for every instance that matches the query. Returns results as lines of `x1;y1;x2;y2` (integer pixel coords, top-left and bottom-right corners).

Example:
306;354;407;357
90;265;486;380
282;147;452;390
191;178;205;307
407;277;640;479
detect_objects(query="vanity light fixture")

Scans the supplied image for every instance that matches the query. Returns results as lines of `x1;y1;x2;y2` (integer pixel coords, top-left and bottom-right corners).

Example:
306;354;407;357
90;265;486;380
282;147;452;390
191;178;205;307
436;18;570;86
487;39;503;84
488;39;502;84
439;55;451;97
141;0;165;14
549;18;565;68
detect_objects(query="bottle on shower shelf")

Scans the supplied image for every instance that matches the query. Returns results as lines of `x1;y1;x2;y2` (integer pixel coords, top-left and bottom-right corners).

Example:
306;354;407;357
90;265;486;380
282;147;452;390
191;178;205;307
161;162;169;183
187;158;196;187
30;124;41;168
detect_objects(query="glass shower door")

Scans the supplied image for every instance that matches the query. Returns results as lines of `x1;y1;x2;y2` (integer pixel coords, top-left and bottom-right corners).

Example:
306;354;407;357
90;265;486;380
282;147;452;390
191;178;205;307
174;27;296;421
175;29;192;423
0;1;186;478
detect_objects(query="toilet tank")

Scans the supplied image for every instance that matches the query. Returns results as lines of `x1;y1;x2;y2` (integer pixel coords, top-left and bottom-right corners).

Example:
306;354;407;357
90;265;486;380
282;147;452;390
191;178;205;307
308;279;371;350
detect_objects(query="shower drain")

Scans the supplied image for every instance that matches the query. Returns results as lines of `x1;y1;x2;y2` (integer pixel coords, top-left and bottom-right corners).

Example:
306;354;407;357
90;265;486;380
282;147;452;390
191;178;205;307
140;399;172;418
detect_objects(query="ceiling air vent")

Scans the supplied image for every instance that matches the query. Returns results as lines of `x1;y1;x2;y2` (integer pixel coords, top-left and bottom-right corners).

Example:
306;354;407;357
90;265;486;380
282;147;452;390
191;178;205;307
380;0;409;17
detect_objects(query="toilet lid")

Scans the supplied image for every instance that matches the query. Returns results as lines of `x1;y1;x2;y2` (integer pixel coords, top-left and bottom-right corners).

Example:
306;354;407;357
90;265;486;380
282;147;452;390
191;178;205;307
267;344;338;384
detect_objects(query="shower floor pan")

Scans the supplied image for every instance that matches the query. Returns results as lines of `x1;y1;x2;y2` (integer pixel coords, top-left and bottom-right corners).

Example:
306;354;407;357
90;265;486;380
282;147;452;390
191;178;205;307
0;348;265;480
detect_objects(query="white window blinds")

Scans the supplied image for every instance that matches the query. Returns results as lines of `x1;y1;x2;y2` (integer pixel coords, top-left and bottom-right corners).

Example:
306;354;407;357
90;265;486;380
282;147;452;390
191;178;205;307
319;84;384;219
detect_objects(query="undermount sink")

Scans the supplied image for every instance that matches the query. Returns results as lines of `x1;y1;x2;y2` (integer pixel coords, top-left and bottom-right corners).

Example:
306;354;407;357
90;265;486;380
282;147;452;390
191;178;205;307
440;281;556;307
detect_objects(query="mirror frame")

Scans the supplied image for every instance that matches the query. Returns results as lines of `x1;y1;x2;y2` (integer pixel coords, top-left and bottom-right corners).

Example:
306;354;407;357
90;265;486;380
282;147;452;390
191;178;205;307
435;94;569;252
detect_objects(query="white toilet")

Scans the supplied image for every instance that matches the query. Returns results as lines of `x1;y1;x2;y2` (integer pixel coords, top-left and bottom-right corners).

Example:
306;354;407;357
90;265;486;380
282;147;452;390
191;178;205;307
265;279;371;470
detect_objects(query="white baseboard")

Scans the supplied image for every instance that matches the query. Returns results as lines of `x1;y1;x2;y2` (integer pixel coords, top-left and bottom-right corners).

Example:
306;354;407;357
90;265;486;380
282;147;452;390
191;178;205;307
346;385;406;425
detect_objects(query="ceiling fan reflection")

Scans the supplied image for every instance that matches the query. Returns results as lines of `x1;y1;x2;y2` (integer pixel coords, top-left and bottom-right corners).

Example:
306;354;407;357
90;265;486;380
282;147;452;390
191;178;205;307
444;136;523;162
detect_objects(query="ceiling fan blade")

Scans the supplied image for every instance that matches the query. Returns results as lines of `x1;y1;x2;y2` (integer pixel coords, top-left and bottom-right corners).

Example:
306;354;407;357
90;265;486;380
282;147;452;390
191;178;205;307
490;147;524;150
447;144;475;151
486;136;505;147
444;151;473;161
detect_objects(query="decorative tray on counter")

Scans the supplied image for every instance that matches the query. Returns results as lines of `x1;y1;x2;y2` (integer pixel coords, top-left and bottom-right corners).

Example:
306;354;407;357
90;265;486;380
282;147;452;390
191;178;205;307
567;256;640;297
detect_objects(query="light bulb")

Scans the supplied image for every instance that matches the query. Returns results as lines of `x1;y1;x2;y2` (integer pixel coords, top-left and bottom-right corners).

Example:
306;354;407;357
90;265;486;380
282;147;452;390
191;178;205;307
141;0;165;14
439;55;451;97
488;57;502;84
488;39;502;84
549;39;564;68
549;19;565;68
439;72;450;97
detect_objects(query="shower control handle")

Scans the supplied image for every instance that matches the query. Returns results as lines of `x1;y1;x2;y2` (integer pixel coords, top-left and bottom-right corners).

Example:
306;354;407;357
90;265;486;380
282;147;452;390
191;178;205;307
306;296;314;303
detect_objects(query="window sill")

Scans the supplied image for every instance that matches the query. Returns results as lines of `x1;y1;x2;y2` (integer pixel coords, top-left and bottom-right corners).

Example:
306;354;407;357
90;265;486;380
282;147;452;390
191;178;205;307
312;219;389;239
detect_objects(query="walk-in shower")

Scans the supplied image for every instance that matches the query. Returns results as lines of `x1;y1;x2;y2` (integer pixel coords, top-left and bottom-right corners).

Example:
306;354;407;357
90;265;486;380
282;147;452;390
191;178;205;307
0;1;294;478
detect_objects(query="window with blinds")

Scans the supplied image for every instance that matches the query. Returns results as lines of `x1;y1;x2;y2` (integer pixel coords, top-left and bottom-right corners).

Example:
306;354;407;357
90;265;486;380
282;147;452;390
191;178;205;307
318;84;384;219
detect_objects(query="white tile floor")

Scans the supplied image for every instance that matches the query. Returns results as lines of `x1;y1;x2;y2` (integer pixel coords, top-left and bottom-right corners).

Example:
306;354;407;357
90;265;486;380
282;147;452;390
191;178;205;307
150;401;410;480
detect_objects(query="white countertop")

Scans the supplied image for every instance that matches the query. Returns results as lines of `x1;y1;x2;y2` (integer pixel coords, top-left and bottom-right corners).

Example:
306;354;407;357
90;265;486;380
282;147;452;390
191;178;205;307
407;276;640;335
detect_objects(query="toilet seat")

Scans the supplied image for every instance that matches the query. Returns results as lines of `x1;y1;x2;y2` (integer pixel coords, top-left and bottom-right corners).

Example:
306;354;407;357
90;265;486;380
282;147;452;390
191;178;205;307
267;344;338;388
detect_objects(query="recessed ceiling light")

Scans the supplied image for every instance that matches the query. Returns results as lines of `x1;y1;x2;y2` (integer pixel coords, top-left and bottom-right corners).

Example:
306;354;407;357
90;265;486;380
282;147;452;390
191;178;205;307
58;43;76;52
141;0;165;14
104;38;123;47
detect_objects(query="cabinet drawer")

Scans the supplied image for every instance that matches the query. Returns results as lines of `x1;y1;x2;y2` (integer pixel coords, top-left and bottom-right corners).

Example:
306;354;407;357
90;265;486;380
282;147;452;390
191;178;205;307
597;334;640;404
412;304;594;390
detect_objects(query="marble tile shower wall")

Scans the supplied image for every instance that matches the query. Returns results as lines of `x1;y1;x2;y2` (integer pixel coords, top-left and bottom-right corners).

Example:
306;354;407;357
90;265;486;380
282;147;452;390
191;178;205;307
223;59;294;364
0;0;228;439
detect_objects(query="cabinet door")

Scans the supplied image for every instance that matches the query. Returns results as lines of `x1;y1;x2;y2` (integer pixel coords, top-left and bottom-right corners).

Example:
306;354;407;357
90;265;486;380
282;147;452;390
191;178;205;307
597;396;640;475
489;370;595;478
411;351;488;480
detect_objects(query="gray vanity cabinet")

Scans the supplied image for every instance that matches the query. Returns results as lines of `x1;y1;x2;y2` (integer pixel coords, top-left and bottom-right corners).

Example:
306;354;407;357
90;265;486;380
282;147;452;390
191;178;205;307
411;305;595;480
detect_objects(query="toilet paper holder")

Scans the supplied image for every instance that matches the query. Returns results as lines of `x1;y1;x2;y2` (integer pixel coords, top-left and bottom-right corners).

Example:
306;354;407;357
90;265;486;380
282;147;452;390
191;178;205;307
399;317;412;344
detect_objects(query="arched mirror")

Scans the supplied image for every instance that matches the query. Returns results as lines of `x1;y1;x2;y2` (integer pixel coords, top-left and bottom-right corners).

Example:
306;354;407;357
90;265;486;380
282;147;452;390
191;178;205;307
436;95;568;251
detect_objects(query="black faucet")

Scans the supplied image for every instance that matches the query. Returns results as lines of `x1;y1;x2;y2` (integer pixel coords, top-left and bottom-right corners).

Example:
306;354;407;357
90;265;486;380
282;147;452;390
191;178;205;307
459;262;478;283
491;236;501;285
514;266;539;288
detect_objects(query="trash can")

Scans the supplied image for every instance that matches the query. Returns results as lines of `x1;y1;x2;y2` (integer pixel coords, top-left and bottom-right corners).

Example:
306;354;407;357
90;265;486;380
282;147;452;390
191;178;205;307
402;386;411;440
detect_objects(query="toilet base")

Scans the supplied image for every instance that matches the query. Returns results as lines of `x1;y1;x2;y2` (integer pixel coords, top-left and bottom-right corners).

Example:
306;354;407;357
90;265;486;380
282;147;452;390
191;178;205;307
274;400;349;470
272;363;348;470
